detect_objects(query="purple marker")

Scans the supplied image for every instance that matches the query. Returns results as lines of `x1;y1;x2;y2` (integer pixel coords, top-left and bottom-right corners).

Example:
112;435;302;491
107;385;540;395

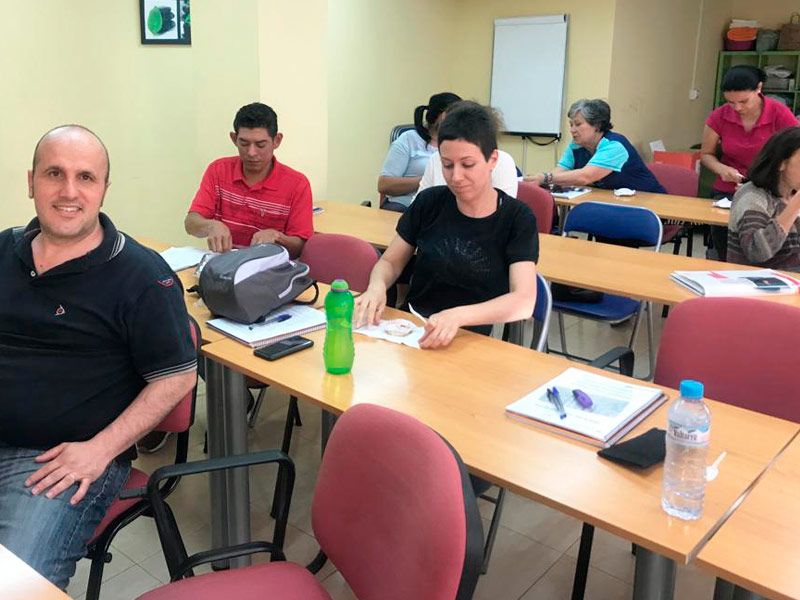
572;389;593;409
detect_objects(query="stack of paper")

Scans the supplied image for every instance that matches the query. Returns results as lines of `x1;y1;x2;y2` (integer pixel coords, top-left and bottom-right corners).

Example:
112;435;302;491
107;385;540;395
671;269;800;297
505;368;666;447
160;247;211;272
207;304;326;348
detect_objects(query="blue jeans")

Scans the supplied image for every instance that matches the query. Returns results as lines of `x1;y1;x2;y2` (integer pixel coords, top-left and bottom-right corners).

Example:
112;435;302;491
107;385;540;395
0;444;130;589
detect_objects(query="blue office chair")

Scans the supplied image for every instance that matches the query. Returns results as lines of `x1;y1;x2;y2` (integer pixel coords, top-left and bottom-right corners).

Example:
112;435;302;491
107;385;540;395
482;273;553;573
389;123;414;144
554;202;662;379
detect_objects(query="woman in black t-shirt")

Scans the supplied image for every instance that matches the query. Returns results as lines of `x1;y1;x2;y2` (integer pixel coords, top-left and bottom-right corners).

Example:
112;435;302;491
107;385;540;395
354;101;539;349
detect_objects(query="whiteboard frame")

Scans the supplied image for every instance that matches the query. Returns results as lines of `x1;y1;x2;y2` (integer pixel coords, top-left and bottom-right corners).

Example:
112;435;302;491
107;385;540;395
490;14;569;138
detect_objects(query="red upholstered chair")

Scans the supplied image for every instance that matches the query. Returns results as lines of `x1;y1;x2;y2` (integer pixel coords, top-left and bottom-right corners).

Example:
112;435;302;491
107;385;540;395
300;232;380;293
654;296;800;420
137;403;484;600
572;297;800;599
646;162;700;256
84;317;200;600
516;181;556;234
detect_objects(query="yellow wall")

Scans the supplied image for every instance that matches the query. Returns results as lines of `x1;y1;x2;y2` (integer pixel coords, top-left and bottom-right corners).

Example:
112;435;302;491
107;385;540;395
730;0;798;28
325;0;456;204
0;1;261;244
449;0;617;176
608;0;731;156
258;0;329;199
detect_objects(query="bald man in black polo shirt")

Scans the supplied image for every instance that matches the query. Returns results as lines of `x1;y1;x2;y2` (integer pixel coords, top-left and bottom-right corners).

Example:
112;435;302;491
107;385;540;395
0;125;197;589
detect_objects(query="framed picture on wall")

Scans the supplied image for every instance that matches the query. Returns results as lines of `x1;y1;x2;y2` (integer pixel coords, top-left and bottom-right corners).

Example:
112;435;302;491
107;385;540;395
140;0;191;45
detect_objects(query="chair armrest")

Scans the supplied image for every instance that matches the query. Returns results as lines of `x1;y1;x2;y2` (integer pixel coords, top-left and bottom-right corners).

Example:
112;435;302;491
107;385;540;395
174;542;284;579
589;347;635;377
146;450;295;582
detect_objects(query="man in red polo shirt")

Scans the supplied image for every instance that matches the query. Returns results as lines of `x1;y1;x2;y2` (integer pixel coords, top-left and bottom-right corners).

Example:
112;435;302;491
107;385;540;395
185;102;313;257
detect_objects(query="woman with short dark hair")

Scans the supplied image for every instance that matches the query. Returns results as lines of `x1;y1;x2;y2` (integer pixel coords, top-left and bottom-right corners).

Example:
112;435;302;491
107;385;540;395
525;98;664;192
356;101;539;348
727;126;800;270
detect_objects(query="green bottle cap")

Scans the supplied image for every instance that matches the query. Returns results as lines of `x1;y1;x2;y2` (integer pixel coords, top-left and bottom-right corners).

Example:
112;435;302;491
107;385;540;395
331;279;349;291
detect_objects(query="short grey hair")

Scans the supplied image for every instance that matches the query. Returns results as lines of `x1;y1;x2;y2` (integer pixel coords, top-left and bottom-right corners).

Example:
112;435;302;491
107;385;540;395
567;99;613;133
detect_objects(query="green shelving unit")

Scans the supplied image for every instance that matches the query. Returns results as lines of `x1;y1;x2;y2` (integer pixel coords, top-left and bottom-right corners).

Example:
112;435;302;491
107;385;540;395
714;50;800;115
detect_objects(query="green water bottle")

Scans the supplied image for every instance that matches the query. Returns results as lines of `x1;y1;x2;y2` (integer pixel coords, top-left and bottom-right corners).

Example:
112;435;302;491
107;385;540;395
323;279;354;374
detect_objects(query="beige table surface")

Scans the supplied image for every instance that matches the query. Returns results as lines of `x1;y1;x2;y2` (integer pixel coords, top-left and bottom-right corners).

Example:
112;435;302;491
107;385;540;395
0;544;70;600
313;200;800;308
556;188;731;227
695;435;800;600
202;311;799;565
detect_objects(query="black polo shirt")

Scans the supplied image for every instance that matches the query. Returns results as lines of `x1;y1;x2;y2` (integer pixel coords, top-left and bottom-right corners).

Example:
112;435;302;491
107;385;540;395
0;213;197;453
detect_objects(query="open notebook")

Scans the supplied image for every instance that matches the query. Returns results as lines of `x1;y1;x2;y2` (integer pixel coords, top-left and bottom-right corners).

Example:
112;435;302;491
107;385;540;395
207;304;326;348
505;368;667;447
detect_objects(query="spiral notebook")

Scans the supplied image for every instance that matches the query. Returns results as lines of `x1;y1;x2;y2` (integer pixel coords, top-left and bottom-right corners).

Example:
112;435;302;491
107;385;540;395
207;304;326;348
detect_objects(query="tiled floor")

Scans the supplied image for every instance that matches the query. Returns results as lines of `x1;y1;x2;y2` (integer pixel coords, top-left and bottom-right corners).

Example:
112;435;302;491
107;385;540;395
66;234;720;599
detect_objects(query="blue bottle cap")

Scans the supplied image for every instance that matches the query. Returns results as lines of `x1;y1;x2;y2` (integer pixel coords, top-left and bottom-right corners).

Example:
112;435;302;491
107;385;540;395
679;379;704;400
331;279;349;291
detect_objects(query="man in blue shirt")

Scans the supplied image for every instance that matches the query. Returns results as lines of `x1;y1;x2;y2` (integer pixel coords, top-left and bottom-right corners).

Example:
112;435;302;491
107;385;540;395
0;125;197;589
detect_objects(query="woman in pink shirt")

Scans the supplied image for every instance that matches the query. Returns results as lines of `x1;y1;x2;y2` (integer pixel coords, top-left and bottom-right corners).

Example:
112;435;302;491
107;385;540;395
700;65;798;258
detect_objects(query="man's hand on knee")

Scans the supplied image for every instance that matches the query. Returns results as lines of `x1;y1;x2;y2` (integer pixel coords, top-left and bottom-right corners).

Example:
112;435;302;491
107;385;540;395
25;441;112;506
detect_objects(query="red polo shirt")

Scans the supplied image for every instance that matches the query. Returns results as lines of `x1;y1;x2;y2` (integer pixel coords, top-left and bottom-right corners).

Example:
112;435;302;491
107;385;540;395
189;156;314;247
706;95;798;193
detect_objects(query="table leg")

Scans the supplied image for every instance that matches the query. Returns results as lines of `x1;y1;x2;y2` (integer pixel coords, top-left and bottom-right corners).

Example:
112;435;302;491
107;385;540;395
205;357;229;568
632;545;675;600
222;366;251;568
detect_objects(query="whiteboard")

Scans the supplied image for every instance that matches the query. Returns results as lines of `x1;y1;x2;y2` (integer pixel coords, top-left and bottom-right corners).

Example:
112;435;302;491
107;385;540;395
490;15;568;137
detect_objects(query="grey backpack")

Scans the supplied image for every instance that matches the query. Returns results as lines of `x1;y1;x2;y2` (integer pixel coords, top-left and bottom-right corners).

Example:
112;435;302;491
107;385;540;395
198;244;316;324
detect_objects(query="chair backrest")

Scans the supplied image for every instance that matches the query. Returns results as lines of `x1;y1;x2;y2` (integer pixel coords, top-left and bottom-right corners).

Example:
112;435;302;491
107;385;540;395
532;273;553;352
157;317;200;433
563;201;663;250
516;181;555;234
312;404;483;600
654;297;800;422
299;233;380;293
389;124;414;144
646;162;699;197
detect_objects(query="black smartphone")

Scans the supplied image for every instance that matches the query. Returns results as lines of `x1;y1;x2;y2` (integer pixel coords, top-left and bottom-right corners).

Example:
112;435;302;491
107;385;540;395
254;336;314;361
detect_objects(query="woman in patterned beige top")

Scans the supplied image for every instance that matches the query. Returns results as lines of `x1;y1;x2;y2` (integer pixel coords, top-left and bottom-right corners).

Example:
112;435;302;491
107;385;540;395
728;127;800;271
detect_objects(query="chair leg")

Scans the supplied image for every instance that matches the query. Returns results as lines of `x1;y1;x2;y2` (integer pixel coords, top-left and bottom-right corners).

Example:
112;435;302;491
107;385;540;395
85;550;109;600
557;313;568;356
571;523;595;600
481;487;506;574
247;387;268;428
686;228;695;257
271;396;300;518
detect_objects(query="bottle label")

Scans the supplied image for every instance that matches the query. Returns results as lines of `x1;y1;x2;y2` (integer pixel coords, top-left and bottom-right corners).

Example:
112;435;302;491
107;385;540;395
667;421;710;446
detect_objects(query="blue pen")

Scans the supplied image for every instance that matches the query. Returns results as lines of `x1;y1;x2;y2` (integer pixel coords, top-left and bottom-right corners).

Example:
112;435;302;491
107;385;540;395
249;313;291;330
546;387;567;419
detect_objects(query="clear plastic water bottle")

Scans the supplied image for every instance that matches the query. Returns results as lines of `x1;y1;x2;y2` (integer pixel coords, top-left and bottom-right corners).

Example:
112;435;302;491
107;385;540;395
661;379;710;520
323;279;354;375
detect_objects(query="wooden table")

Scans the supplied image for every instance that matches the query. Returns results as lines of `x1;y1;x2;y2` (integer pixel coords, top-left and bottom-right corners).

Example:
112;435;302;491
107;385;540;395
201;313;799;599
313;201;800;309
695;435;800;600
555;188;731;227
0;544;70;600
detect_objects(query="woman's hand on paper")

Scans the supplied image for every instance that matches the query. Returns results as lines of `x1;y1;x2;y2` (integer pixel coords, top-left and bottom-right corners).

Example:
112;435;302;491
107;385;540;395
418;308;462;349
353;285;386;328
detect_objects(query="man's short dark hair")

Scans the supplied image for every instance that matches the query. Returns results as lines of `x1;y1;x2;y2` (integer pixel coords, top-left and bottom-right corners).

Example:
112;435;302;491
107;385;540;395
749;126;800;197
233;102;279;137
437;101;499;161
32;124;110;183
721;65;765;92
